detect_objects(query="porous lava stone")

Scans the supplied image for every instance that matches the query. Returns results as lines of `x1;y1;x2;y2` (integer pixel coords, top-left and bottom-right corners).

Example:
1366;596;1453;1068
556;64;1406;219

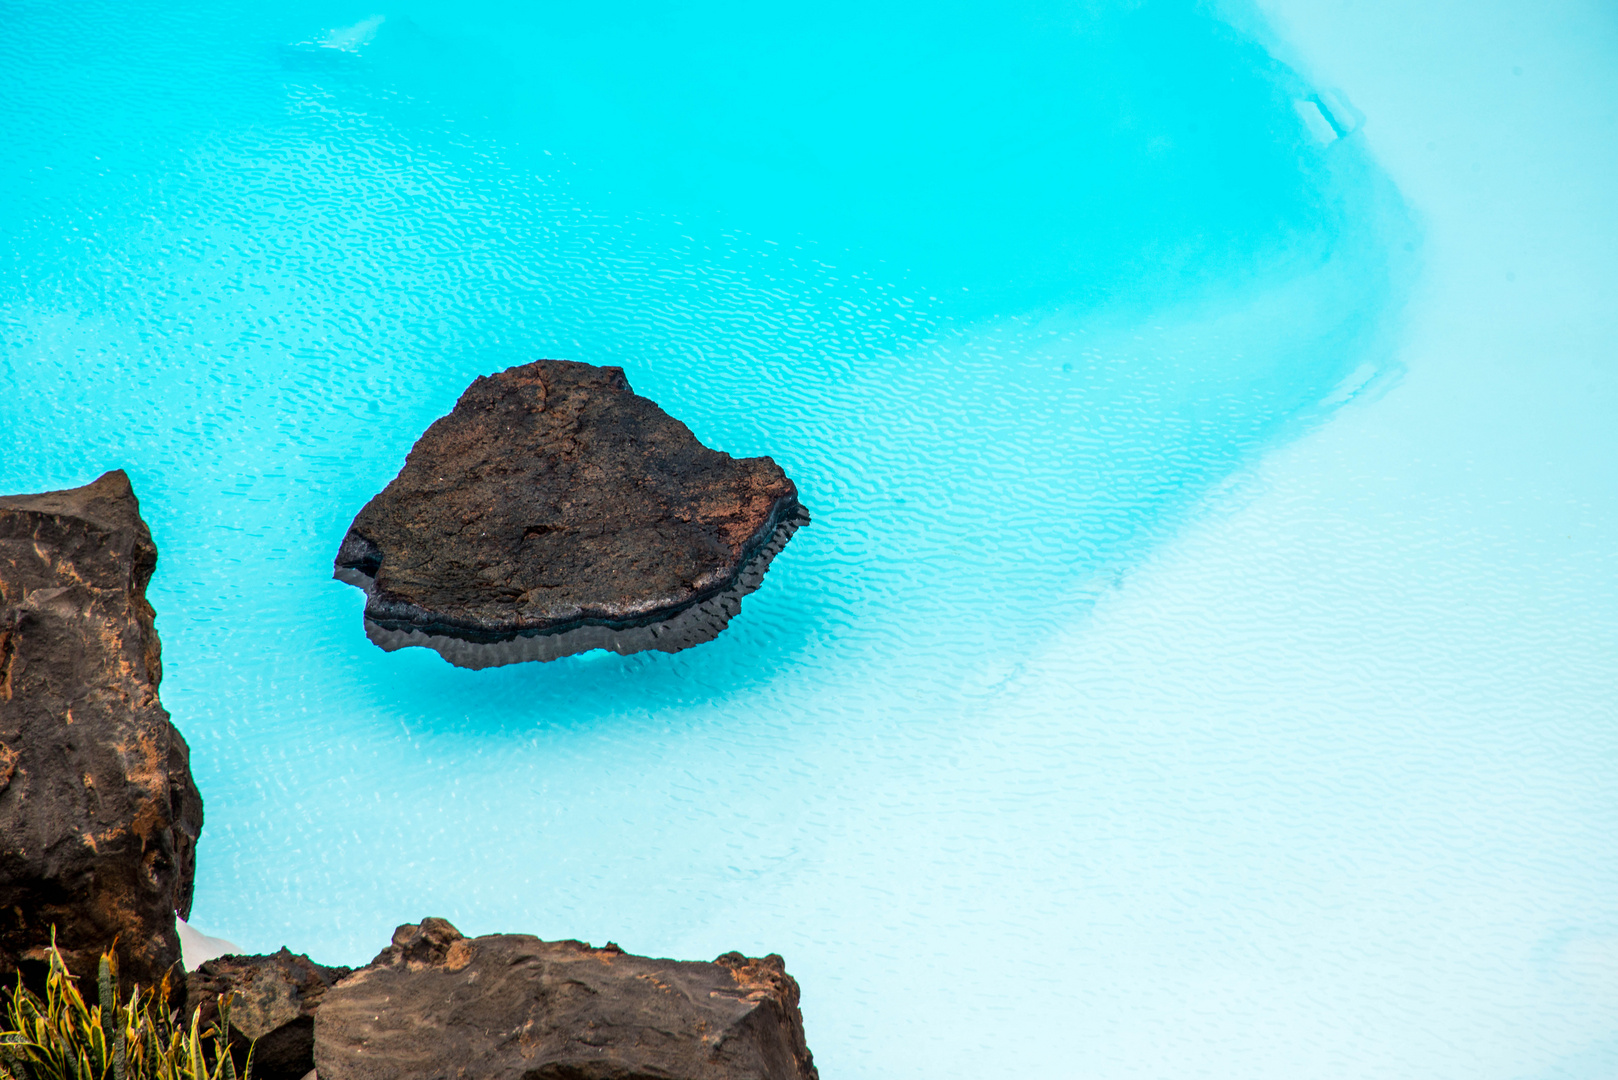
0;471;203;996
189;948;352;1080
334;360;806;668
313;919;819;1080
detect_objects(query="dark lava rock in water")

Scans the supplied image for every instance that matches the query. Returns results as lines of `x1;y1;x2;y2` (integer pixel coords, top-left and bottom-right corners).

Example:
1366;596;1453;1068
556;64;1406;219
314;918;819;1080
334;360;806;668
0;471;203;993
189;948;352;1080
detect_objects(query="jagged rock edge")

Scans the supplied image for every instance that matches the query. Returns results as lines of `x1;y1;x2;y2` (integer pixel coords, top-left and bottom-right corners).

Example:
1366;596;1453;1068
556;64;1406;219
339;510;806;670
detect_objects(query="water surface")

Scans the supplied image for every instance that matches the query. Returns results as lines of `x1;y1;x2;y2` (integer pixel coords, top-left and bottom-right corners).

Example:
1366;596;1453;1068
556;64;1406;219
8;0;1579;1075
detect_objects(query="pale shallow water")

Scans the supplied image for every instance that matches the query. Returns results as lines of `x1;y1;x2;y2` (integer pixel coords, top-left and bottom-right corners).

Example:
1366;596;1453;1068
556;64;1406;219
2;0;1615;1076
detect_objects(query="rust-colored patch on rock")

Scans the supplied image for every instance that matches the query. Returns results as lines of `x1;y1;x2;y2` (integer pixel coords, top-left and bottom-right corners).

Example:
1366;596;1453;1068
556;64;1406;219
0;626;13;701
716;950;800;1005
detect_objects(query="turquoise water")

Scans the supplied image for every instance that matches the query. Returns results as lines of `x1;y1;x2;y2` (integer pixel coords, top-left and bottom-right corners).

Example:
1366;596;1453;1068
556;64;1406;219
4;0;1616;1075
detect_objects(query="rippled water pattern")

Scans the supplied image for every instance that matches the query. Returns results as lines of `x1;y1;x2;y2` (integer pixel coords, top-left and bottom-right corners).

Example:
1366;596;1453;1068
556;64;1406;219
4;1;1613;1076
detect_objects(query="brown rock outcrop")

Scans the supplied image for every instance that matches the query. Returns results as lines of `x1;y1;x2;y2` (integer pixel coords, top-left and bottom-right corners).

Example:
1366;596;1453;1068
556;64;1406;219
188;948;352;1080
334;360;807;668
314;918;819;1080
0;470;203;993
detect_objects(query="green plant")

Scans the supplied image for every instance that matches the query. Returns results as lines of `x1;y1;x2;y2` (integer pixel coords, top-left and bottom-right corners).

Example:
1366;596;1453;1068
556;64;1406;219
0;933;251;1080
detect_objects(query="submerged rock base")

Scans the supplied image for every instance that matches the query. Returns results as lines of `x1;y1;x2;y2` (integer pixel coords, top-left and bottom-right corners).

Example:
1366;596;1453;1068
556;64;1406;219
348;508;806;669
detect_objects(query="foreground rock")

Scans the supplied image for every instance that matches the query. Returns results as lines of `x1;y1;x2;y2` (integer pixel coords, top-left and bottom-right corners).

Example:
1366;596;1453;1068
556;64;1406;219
189;949;352;1080
314;918;819;1080
334;360;806;668
0;471;203;992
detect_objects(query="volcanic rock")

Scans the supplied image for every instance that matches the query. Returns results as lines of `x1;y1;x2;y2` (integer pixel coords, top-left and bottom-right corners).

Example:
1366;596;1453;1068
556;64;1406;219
188;948;352;1080
333;360;806;669
313;918;818;1080
0;470;203;993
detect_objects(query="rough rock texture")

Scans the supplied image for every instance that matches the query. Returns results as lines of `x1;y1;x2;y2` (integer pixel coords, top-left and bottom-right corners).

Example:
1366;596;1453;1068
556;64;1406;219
0;471;203;993
188;949;353;1080
314;918;818;1080
334;360;806;668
